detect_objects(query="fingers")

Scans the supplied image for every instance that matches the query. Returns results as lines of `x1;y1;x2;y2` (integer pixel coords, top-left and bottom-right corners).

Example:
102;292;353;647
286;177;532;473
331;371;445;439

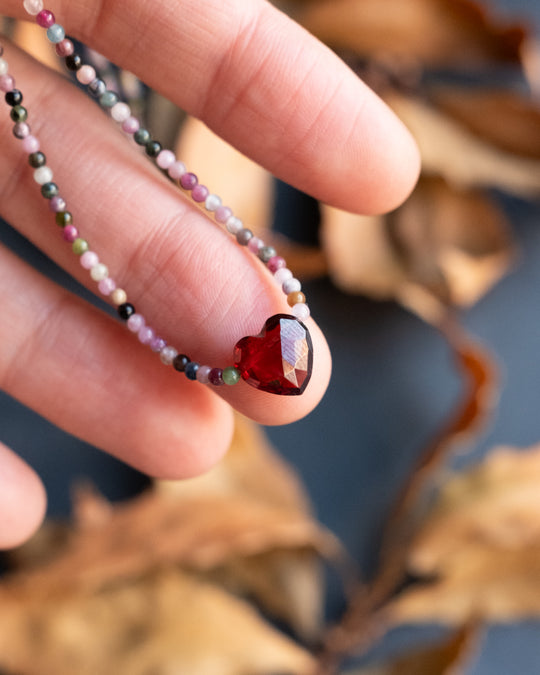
1;0;420;214
0;441;46;549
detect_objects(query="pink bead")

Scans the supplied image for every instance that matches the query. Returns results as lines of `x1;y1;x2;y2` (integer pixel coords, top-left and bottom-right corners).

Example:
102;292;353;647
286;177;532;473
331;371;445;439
267;256;286;273
122;116;140;134
63;225;78;242
98;277;116;296
156;149;175;170
191;184;209;203
80;251;99;270
248;237;264;254
150;336;167;353
215;206;232;224
22;135;40;153
49;196;66;212
13;123;30;139
197;365;212;384
274;268;293;285
127;314;145;333
36;9;55;27
76;65;96;85
55;39;74;57
138;326;155;345
168;161;186;180
180;173;197;190
0;75;15;92
292;303;310;320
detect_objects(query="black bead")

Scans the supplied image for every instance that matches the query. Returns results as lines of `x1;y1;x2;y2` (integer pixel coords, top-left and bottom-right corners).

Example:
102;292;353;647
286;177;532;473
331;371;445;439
41;182;59;199
5;89;22;106
55;211;73;227
145;141;162;157
173;354;190;372
28;151;46;168
65;54;82;71
134;128;151;146
10;105;27;123
117;303;136;321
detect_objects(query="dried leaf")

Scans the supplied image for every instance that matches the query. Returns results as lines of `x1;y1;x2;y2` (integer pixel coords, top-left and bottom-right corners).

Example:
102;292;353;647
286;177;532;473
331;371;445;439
294;0;525;68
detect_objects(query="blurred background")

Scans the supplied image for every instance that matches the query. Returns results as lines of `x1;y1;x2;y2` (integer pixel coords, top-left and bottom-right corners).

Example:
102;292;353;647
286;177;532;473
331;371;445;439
1;0;540;673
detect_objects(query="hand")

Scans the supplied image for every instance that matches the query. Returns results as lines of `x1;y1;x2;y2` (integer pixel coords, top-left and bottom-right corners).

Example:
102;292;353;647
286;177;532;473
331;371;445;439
0;0;420;547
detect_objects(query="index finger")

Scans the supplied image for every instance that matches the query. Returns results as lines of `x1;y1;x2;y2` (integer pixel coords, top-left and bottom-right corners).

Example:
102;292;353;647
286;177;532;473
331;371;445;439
2;0;420;214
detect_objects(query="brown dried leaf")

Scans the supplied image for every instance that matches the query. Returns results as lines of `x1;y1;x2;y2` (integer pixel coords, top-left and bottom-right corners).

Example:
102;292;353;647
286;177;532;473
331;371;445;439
294;0;525;68
0;569;315;675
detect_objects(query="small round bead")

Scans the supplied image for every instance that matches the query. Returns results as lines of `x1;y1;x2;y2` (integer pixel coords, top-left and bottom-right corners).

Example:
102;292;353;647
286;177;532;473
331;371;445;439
110;102;131;123
10;105;28;122
72;238;89;256
80;251;99;270
36;9;55;27
0;75;16;93
62;225;78;242
0;59;8;77
46;24;65;43
287;291;306;307
191;184;209;203
196;365;212;384
5;89;22;106
173;354;190;372
205;194;222;212
259;246;277;263
185;362;200;380
156;149;175;170
215;206;232;224
267;255;286;273
111;288;128;306
145;140;161;157
160;346;178;366
98;277;116;296
88;78;106;97
150;336;166;353
134;128;151;145
138;326;155;345
168;160;186;180
65;54;82;71
49;196;67;213
55;39;74;57
122;116;140;134
13;122;30;139
236;228;253;246
22;135;40;153
99;91;118;108
90;263;109;282
56;211;73;227
247;237;264;254
208;368;224;386
274;267;293;285
33;166;53;185
41;182;59;199
76;65;96;85
118;303;136;321
180;172;198;190
28;151;46;168
127;313;145;332
283;277;301;294
292;303;310;320
222;366;241;386
226;216;243;235
23;0;44;15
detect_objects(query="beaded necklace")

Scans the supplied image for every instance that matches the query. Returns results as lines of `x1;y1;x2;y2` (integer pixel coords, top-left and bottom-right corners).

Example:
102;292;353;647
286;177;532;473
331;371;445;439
1;1;314;396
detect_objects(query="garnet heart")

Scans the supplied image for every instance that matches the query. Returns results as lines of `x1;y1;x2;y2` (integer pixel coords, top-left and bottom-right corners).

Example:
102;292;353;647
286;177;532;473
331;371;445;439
233;314;313;395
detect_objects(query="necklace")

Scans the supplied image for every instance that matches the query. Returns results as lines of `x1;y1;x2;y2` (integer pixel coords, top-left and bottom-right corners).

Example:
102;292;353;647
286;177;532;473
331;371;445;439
1;1;314;396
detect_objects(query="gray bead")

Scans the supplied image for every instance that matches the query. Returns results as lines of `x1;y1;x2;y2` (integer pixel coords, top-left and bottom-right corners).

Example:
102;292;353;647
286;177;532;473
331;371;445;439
258;246;277;263
99;91;119;108
88;78;107;98
236;229;253;246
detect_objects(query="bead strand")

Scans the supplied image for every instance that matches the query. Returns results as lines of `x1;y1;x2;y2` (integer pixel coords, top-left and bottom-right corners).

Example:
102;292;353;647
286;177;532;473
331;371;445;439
24;2;311;322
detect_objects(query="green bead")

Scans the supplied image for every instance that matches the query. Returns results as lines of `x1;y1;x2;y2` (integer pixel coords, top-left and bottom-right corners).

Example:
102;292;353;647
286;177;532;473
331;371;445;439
72;238;89;256
222;366;241;386
134;128;151;145
56;211;73;227
10;105;27;122
99;91;119;108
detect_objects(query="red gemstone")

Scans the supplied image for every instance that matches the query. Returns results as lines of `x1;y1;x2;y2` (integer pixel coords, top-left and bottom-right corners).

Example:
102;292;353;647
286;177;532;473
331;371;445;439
234;314;313;396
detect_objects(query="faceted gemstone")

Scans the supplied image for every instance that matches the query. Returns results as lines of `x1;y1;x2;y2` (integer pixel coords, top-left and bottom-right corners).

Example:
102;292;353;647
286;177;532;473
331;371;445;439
234;314;313;396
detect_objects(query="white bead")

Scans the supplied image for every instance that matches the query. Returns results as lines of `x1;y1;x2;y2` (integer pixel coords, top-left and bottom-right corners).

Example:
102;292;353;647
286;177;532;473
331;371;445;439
90;263;109;282
0;59;8;76
226;216;243;234
160;346;178;366
33;166;53;185
111;102;131;123
205;194;222;212
283;278;301;294
292;303;310;320
23;0;44;15
274;267;293;285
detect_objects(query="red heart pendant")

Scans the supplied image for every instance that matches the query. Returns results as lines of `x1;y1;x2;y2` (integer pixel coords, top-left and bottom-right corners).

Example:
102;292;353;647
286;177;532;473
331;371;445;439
233;314;313;396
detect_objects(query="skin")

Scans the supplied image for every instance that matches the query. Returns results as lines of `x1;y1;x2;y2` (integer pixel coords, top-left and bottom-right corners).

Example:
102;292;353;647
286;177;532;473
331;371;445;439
0;0;420;548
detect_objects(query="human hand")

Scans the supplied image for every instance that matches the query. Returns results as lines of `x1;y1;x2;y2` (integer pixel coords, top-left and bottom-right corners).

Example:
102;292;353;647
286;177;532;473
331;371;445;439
0;0;420;547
